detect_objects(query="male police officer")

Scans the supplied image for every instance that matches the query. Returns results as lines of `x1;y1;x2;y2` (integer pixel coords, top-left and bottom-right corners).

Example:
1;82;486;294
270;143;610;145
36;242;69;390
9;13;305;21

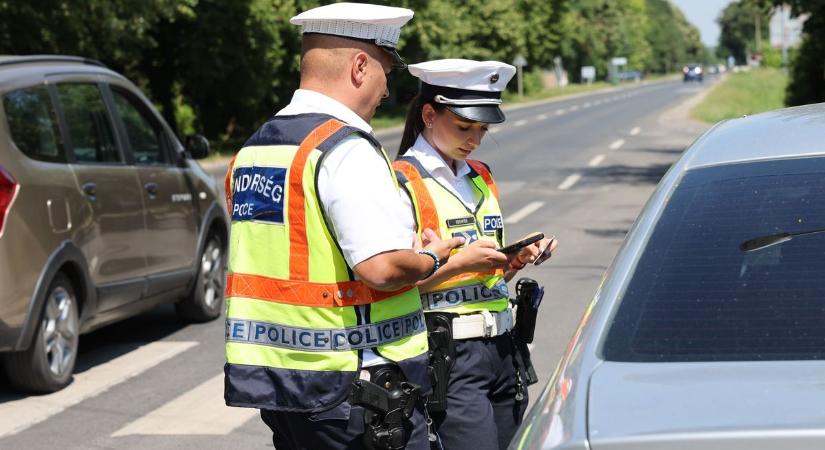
223;3;464;449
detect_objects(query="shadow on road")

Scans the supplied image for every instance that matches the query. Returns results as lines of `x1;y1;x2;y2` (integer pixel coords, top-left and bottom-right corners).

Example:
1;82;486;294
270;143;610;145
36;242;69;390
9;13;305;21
0;304;186;400
584;160;673;186
583;227;629;239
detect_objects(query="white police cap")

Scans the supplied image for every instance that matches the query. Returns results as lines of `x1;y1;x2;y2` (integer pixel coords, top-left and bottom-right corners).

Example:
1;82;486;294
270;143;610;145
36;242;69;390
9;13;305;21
290;3;414;67
408;59;516;123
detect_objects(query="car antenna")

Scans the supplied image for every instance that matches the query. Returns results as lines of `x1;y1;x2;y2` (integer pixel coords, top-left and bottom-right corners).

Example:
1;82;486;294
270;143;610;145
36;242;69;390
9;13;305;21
739;227;825;252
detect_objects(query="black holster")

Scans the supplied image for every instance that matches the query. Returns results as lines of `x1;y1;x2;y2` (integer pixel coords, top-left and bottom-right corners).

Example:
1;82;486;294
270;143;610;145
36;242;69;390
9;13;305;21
511;278;544;387
425;312;456;412
349;365;421;450
512;278;542;344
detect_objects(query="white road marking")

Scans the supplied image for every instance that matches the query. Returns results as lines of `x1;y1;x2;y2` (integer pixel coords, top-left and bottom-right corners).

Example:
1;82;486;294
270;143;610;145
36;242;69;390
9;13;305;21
489;128;501;134
583;102;592;108
570;105;579;111
629;126;641;136
555;109;565;115
514;119;527;127
537;114;548;120
0;341;198;438
505;201;545;224
587;154;606;167
112;373;256;436
557;173;582;191
609;139;625;150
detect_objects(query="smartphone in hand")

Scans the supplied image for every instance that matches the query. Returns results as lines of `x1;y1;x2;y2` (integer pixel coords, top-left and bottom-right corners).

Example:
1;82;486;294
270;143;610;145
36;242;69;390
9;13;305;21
497;233;544;254
534;236;556;266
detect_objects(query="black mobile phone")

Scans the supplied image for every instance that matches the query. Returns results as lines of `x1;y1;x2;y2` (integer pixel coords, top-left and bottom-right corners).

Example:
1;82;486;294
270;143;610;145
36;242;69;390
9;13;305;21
533;236;556;266
497;233;544;254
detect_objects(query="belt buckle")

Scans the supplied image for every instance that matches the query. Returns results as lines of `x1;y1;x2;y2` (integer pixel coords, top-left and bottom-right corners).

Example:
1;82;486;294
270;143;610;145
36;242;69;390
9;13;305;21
481;310;495;337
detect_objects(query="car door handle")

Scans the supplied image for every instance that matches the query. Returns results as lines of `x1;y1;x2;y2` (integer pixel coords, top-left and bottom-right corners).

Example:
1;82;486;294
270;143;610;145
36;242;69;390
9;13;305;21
81;182;97;199
144;182;159;197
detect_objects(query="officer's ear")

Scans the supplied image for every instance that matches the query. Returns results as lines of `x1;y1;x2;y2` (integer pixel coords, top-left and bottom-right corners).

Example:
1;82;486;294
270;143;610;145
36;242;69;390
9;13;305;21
422;103;437;127
352;51;370;86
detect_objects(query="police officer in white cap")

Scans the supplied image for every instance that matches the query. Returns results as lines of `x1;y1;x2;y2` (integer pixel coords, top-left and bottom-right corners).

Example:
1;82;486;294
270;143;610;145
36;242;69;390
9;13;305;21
223;5;467;450
393;59;558;450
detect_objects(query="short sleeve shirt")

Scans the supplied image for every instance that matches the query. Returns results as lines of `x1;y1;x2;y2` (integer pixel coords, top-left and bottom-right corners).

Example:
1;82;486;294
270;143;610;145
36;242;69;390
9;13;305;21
276;89;416;267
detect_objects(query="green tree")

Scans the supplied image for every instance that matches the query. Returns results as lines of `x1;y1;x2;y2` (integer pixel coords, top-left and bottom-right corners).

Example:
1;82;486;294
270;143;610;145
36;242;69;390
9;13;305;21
782;0;825;105
717;0;773;64
646;0;703;73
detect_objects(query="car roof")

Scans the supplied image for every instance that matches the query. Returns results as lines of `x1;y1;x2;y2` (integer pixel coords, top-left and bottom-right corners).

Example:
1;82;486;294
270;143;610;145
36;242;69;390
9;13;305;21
0;55;126;87
682;102;825;171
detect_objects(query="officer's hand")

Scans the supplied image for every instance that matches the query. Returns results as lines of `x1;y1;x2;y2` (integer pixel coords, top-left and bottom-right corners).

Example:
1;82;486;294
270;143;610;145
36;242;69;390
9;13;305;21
510;234;558;268
422;228;464;262
452;239;509;272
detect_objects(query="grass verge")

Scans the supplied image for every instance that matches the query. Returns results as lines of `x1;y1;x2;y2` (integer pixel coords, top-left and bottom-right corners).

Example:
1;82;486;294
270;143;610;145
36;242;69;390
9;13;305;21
691;68;788;123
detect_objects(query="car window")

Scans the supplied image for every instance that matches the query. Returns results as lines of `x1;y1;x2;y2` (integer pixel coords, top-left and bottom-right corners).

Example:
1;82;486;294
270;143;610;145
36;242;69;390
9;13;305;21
110;89;166;165
2;86;66;162
604;157;825;362
56;84;122;164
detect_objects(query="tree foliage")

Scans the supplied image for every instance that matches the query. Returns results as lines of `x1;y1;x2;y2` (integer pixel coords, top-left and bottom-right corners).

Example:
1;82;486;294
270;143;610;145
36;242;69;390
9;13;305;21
716;0;773;64
0;0;720;141
782;0;825;105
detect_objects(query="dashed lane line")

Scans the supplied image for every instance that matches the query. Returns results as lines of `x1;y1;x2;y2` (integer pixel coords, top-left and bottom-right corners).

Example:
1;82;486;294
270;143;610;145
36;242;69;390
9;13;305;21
111;373;257;436
0;341;198;438
557;174;582;191
609;139;625;150
514;119;528;127
555;109;565;115
630;126;641;136
587;154;606;167
505;201;545;224
537;114;548;120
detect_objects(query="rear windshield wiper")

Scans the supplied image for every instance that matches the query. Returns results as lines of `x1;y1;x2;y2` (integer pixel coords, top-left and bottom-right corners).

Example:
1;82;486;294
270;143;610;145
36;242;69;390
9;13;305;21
740;227;825;252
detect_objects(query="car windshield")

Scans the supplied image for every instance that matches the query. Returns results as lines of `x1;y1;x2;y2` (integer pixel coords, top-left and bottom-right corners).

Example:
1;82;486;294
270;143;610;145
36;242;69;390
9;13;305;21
604;156;825;362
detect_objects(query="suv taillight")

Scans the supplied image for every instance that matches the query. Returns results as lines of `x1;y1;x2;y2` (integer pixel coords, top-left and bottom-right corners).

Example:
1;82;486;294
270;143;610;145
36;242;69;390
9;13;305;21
0;165;17;235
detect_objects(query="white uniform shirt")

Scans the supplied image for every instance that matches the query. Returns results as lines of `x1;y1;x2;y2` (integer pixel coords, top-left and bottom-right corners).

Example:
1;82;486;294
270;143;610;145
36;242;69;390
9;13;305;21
276;89;415;366
399;134;480;217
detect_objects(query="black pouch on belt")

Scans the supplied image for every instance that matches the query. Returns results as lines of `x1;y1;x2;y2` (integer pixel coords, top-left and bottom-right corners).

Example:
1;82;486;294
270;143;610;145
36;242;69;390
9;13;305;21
512;277;544;344
424;312;455;413
349;365;422;450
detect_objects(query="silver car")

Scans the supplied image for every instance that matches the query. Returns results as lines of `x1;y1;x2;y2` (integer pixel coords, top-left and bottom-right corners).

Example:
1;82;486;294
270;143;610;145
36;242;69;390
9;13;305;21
512;102;825;449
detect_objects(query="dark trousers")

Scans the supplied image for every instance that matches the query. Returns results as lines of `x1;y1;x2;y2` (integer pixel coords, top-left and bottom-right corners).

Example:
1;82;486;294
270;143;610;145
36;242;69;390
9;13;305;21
431;332;529;450
261;399;431;450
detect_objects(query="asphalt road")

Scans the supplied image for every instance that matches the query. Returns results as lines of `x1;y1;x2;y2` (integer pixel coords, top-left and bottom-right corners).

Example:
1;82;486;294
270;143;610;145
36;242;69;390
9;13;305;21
0;77;715;449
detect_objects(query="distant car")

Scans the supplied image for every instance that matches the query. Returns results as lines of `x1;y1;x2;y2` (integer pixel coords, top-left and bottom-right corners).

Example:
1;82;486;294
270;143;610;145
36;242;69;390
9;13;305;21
617;70;643;82
683;63;703;82
511;102;825;449
0;55;228;393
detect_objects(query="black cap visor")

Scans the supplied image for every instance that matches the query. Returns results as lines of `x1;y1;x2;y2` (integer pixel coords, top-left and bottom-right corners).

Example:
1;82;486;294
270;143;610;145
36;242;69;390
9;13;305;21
378;45;406;70
446;104;506;124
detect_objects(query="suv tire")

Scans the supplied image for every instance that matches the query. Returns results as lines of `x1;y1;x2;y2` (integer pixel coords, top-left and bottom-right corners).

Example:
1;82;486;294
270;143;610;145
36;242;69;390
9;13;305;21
4;273;79;393
176;233;225;322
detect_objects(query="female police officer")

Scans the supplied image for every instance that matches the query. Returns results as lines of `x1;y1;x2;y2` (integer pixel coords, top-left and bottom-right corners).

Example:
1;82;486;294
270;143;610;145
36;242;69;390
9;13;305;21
392;59;558;449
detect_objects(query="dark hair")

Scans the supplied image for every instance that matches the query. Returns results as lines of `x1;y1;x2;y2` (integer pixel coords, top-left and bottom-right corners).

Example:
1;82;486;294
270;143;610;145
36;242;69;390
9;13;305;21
397;94;445;159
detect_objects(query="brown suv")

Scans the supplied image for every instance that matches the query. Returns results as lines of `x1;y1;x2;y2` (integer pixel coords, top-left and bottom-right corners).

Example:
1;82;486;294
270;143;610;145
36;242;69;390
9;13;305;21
0;56;228;393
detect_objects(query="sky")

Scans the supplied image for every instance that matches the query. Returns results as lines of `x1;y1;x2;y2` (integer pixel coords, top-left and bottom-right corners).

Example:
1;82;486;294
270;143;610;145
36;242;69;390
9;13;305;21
670;0;734;47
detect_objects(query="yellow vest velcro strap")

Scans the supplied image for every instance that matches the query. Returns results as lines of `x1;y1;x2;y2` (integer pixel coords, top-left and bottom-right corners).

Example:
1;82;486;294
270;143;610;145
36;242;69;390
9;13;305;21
421;280;509;311
226;310;426;351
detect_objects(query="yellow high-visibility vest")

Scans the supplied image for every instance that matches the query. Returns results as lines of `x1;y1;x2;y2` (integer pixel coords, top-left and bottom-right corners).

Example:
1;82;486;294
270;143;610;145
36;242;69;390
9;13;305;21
394;156;509;315
224;115;428;413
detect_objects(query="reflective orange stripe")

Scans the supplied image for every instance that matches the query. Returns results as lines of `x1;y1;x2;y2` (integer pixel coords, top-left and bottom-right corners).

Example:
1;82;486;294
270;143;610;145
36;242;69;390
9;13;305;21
288;119;346;281
226;272;412;307
393;160;441;237
466;159;499;200
224;155;238;213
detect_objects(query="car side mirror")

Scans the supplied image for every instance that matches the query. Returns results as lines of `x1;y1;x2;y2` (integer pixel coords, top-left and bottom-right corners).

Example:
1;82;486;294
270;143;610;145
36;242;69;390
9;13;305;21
185;134;210;159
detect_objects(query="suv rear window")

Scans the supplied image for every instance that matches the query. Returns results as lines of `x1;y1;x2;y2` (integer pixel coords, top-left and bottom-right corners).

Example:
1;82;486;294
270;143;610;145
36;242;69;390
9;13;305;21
3;86;66;162
604;157;825;362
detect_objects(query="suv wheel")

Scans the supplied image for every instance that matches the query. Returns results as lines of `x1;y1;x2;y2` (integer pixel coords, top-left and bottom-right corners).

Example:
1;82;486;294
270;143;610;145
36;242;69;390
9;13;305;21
4;273;79;393
176;233;225;322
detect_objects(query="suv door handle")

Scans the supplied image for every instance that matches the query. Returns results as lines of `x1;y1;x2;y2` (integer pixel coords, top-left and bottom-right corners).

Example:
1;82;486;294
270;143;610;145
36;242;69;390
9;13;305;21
81;182;97;198
144;182;159;197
